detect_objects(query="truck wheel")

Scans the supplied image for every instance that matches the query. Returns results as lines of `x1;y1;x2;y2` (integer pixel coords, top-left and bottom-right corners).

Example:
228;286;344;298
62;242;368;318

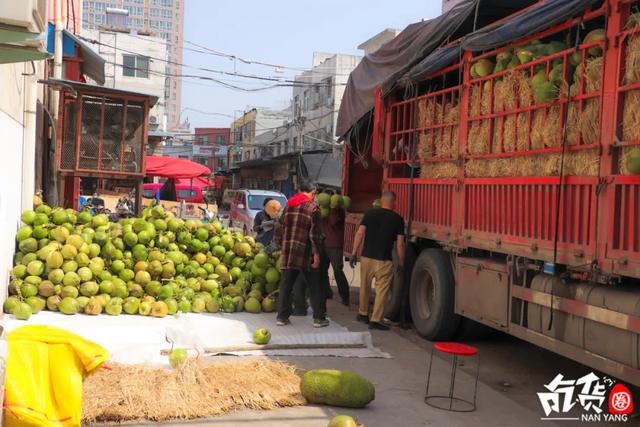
384;243;417;321
410;249;460;340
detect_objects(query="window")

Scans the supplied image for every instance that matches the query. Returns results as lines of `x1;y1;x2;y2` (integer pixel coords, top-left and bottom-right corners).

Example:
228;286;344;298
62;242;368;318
94;14;105;24
293;137;298;149
85;1;94;8
199;135;208;144
294;95;300;117
150;8;160;17
95;2;107;11
216;135;224;144
162;9;173;18
177;189;197;199
247;195;286;211
303;90;309;111
122;54;149;78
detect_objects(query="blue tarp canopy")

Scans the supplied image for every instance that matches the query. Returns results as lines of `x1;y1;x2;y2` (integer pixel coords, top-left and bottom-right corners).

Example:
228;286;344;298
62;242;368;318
462;0;601;52
386;0;602;88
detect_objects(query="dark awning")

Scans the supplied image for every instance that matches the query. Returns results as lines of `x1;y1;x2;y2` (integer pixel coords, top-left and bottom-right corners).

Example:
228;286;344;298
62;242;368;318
47;24;106;85
302;152;343;189
398;43;462;86
336;0;478;138
462;0;601;52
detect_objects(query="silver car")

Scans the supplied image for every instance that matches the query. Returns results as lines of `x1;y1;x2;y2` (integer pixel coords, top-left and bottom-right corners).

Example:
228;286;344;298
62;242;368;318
229;189;287;235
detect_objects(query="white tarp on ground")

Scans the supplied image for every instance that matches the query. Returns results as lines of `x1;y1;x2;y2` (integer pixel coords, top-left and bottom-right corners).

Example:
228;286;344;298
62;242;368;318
1;312;390;365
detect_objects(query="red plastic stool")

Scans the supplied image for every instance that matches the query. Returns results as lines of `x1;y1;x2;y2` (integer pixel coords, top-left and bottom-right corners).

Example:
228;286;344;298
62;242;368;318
424;342;479;412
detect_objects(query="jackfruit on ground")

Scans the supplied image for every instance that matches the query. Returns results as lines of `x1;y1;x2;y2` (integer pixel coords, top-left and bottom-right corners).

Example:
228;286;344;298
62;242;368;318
300;369;375;408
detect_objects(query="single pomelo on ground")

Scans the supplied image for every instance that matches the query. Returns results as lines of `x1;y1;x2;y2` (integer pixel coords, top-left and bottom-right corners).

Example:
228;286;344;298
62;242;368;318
253;328;271;345
300;369;375;408
169;348;188;368
328;415;360;427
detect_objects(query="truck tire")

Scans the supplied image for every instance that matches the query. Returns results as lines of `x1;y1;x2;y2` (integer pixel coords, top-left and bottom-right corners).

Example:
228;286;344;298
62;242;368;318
410;249;460;340
384;243;417;321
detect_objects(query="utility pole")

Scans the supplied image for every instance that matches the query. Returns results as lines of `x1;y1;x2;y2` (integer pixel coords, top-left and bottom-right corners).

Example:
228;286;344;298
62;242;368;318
47;0;64;206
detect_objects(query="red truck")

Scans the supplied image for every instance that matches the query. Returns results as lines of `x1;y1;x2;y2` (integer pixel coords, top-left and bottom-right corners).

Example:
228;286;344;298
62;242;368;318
341;0;640;385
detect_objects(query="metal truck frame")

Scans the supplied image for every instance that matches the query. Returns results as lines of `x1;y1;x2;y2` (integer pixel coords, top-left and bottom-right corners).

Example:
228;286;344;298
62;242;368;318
343;0;640;386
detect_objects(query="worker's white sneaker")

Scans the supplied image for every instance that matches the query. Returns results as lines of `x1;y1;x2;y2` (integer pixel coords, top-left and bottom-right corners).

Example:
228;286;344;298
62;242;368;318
313;319;330;328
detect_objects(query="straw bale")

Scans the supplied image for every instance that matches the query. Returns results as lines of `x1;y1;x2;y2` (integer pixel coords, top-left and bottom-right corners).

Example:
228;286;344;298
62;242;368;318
531;109;546;150
625;33;640;84
516;113;530;151
542;105;563;149
579;99;600;146
82;359;304;424
516;71;535;108
622;89;640;141
464;150;599;178
418;130;434;160
585;57;603;93
468;120;491;154
420;161;458;179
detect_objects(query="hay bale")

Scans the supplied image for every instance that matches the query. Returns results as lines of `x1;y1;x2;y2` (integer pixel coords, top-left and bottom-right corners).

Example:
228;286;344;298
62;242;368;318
420;161;458;179
464;150;599;178
82;360;304;423
579;99;600;145
542;105;563;148
625;34;640;84
468;120;491;154
418;130;434;160
585;57;603;93
516;71;535;107
438;103;459;158
622;89;640;141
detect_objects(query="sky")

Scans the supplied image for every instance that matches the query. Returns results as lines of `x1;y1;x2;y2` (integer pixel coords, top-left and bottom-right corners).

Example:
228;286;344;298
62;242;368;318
181;0;442;129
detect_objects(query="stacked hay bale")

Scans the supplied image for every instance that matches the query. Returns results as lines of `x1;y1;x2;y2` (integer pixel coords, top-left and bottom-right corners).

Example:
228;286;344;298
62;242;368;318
417;95;460;179
621;29;640;174
468;84;491;154
465;33;605;178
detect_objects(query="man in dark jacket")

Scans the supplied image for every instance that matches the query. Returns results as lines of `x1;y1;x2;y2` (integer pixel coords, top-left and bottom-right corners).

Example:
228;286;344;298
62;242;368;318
253;197;274;246
320;204;350;306
274;181;328;328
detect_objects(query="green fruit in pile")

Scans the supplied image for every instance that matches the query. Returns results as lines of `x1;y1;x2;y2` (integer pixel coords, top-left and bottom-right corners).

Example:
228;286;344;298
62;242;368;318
205;298;219;313
4;296;20;314
244;297;261;314
26;296;46;314
59;297;80;315
534;81;558;104
14;302;32;320
472;59;495;77
330;195;343;209
317;193;331;208
624;146;640;174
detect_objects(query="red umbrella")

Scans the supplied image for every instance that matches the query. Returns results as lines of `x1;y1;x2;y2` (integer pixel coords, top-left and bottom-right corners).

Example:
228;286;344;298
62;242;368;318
145;156;211;179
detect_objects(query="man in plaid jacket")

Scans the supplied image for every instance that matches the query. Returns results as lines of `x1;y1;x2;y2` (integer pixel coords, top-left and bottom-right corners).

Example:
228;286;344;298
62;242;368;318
274;181;329;328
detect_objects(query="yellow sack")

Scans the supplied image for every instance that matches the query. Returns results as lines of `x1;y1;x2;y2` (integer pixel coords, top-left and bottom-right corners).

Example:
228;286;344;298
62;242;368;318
4;325;109;427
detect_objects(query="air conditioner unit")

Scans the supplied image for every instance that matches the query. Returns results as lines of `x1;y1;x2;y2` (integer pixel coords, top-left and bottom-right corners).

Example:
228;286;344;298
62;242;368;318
0;0;47;34
149;115;158;124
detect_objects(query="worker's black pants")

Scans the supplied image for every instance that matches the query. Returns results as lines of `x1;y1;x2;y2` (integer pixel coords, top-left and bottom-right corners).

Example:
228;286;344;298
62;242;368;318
277;268;326;321
321;247;350;304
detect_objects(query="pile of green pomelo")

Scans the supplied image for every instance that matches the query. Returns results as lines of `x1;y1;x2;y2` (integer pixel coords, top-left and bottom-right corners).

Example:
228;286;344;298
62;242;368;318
315;193;351;218
5;201;282;320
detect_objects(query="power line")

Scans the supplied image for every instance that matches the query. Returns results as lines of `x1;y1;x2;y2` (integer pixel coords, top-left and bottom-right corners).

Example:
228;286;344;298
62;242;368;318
80;35;348;88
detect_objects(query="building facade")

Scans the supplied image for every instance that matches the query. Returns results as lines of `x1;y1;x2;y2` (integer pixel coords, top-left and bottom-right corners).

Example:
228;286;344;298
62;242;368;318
292;52;362;153
229;107;291;165
84;28;168;132
81;0;184;130
194;127;230;172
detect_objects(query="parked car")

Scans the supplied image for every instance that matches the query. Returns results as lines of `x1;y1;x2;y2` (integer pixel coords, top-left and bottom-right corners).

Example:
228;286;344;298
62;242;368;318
143;183;163;199
229;189;287;234
143;182;204;203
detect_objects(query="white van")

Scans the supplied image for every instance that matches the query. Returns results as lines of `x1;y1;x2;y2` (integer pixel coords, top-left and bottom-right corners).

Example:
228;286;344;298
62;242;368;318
229;189;287;234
